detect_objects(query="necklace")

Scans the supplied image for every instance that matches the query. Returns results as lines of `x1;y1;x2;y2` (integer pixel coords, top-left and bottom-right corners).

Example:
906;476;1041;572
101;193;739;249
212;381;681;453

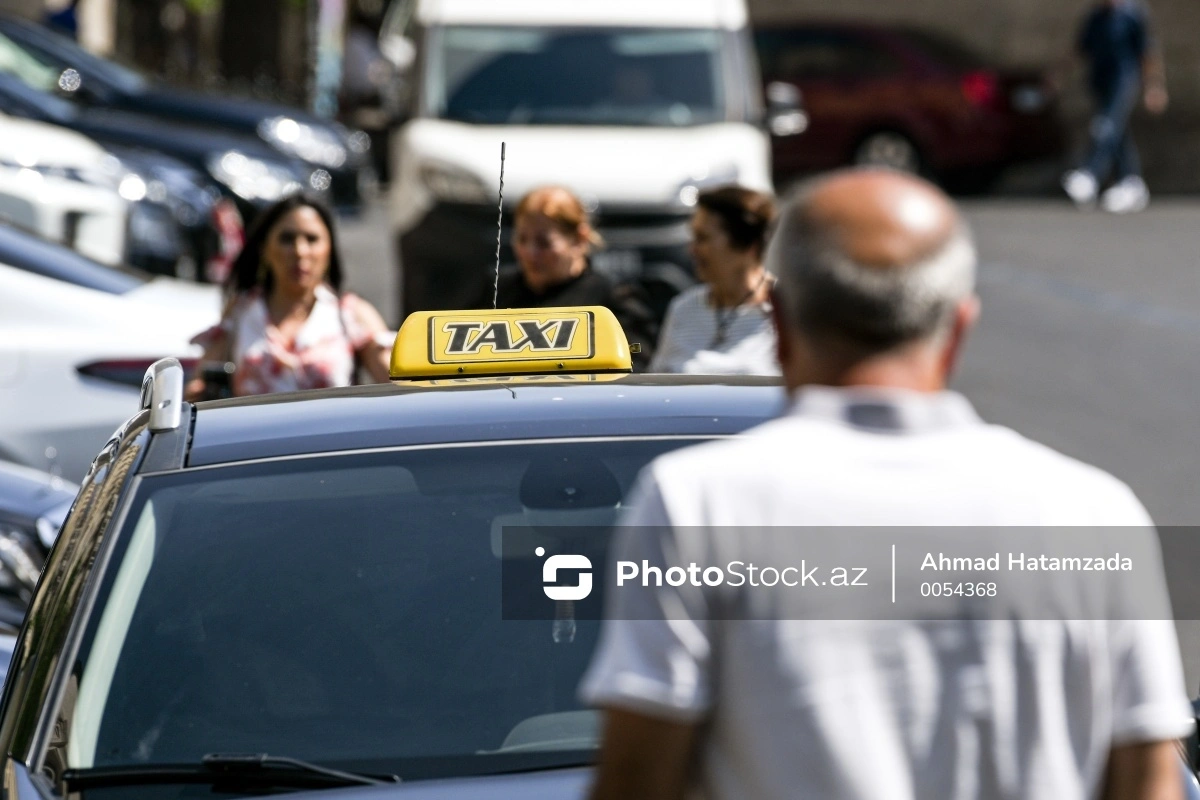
710;271;770;348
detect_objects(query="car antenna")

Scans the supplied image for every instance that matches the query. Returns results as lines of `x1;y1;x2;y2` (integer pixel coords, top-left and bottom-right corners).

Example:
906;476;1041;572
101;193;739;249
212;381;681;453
493;142;506;310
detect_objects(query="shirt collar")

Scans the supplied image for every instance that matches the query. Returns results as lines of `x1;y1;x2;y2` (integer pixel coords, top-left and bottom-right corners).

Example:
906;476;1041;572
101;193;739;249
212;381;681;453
787;385;982;433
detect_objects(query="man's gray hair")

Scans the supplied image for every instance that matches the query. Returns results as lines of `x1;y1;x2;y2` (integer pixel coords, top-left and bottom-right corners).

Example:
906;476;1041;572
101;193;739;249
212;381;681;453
767;194;977;349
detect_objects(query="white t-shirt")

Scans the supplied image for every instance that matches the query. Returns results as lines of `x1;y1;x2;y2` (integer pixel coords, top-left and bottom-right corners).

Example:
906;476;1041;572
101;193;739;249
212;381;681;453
649;285;780;375
580;386;1193;800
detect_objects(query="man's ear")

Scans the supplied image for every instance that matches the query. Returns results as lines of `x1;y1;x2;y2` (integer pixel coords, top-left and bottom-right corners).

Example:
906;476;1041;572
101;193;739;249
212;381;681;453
941;295;980;381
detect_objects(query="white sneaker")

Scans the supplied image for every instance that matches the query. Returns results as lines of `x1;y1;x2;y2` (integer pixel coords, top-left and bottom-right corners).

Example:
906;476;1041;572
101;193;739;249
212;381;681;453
1062;169;1099;206
1100;176;1150;214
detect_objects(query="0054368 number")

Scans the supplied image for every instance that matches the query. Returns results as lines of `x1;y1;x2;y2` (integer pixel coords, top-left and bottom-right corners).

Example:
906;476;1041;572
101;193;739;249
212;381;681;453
920;582;997;597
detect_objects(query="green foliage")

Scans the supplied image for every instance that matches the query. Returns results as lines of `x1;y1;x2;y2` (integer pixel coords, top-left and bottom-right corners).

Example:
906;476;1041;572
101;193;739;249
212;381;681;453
184;0;221;15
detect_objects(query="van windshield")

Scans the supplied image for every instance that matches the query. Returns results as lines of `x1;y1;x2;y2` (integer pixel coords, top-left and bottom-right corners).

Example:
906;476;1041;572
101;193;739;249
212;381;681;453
429;27;728;126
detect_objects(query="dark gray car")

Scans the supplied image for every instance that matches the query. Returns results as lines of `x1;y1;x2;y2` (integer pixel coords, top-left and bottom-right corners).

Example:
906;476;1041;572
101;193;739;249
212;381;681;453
0;15;369;212
0;354;782;800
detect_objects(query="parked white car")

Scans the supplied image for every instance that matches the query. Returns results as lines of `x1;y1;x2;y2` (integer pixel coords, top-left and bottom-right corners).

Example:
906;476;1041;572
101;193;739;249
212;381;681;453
0;112;132;266
0;223;219;481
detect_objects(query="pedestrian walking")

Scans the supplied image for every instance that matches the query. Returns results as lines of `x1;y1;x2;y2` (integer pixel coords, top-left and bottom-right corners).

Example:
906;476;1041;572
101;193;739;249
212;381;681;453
1061;0;1168;213
581;167;1192;800
649;185;779;375
476;185;656;368
185;194;392;399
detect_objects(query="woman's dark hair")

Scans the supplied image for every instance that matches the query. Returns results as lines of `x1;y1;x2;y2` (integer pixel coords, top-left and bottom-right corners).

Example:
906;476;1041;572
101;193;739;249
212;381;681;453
696;185;777;257
227;194;344;295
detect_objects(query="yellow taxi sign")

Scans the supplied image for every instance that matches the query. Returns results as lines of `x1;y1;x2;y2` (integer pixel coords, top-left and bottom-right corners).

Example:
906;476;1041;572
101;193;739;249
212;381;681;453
390;306;632;379
400;374;629;388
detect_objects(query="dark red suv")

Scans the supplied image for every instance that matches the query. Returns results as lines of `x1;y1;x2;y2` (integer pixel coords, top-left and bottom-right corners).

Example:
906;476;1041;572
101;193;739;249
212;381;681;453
754;23;1066;192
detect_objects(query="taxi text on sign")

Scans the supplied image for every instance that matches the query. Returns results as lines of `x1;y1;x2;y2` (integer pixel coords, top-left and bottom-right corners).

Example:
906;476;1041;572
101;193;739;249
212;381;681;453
390;306;632;378
431;310;594;363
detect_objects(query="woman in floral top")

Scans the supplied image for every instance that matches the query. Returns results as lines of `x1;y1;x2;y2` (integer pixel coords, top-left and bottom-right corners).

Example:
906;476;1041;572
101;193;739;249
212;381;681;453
185;195;392;399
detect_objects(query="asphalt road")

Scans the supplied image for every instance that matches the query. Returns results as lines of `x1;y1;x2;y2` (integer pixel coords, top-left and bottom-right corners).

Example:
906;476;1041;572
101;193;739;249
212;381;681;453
340;194;1200;687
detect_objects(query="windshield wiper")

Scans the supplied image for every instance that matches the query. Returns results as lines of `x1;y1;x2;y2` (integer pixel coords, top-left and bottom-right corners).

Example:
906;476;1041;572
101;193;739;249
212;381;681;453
63;752;401;791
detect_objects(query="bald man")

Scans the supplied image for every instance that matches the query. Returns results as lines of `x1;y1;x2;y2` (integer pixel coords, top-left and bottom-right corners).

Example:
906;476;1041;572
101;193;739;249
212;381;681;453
580;169;1192;800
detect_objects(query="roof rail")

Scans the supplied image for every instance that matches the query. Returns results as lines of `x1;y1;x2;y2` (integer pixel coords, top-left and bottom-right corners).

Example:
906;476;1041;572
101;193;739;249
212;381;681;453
140;358;185;432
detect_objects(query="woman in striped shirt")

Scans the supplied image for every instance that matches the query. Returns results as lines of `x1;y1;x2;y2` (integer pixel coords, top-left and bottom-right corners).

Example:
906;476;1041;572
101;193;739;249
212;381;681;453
650;185;780;375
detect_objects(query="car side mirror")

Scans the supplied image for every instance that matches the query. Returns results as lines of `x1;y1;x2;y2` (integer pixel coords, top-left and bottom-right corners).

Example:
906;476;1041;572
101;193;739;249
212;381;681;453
764;81;808;137
55;68;99;105
56;68;82;94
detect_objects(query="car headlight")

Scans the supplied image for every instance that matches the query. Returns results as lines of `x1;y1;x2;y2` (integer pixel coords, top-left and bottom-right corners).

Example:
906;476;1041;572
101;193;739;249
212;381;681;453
419;161;489;204
258;116;348;169
117;172;148;202
4;152;154;203
92;155;171;206
206;150;305;204
673;163;741;208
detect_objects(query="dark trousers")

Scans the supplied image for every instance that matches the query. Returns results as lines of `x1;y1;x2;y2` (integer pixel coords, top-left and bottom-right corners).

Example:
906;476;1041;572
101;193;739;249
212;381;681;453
1084;72;1142;183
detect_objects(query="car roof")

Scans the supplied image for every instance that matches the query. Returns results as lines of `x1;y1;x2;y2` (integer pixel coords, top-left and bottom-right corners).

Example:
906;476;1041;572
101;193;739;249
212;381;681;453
415;0;747;30
186;375;786;468
0;223;148;294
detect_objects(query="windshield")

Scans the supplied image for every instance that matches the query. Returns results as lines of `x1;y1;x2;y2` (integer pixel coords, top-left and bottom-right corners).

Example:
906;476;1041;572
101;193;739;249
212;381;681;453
0;67;77;123
51;438;705;790
0;30;59;91
429;26;727;126
0;19;146;94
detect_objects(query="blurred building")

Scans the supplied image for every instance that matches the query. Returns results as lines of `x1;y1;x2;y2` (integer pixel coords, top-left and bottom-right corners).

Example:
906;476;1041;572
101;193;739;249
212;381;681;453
0;0;1198;189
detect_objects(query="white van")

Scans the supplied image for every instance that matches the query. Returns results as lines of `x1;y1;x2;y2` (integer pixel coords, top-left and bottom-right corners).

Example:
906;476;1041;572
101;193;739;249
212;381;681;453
385;0;801;319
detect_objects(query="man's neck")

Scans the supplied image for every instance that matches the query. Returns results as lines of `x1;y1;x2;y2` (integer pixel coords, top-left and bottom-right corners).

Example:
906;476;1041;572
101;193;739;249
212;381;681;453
783;337;949;395
826;358;946;391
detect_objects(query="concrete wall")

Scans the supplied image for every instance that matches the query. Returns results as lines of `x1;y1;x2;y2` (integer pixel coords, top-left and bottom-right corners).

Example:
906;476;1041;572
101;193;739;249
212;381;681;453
748;0;1200;191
